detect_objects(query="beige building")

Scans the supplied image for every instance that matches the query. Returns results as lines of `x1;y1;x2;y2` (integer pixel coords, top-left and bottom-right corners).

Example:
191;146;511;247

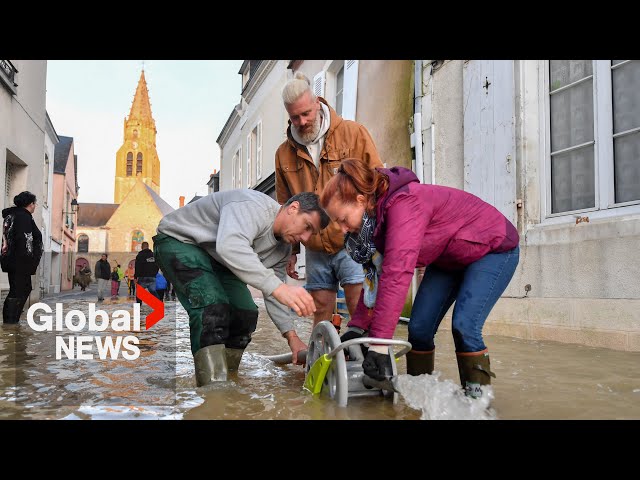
0;60;48;302
418;60;640;351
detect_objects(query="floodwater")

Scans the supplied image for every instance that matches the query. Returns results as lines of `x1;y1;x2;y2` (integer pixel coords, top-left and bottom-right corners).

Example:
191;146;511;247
1;287;639;420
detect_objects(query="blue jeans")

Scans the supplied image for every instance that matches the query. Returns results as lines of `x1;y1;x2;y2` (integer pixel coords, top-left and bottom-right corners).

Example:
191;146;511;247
408;246;519;353
136;276;157;303
304;248;364;291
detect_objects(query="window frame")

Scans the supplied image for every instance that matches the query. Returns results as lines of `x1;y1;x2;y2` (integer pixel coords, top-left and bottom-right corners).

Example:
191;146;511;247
541;60;640;225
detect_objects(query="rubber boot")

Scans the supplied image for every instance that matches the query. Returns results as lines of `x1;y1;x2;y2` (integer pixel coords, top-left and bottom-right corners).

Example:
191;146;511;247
456;350;496;398
193;344;228;386
406;349;434;376
2;297;23;324
225;348;244;372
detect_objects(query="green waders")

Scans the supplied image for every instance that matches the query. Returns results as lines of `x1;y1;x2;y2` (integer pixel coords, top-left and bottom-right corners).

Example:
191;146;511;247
152;233;259;386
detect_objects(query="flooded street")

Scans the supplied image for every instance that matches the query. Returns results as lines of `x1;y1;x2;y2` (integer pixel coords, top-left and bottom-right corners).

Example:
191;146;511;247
1;286;639;420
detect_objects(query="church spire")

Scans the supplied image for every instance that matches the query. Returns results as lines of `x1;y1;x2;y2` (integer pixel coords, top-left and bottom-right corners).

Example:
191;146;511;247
129;70;154;123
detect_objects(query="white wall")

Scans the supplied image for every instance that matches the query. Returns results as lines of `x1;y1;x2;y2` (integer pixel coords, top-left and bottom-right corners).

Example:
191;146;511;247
422;59;640;351
0;60;48;300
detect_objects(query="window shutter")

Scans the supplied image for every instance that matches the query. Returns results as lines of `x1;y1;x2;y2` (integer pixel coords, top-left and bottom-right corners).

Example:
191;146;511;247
246;134;252;188
463;60;517;225
238;146;243;188
313;71;326;97
232;153;237;188
342;60;359;121
256;122;262;181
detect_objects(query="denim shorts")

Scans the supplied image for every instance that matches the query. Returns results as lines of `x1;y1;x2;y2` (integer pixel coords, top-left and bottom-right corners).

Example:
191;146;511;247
304;248;365;291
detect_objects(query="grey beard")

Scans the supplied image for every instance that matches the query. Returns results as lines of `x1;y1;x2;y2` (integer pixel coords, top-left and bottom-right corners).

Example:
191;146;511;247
295;111;322;144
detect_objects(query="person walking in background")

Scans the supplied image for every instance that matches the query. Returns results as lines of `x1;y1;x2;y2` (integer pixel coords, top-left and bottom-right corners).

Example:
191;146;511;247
1;191;43;324
320;159;520;399
116;263;125;285
134;241;158;303
125;263;136;298
166;281;176;301
94;254;111;302
275;72;383;331
155;269;167;301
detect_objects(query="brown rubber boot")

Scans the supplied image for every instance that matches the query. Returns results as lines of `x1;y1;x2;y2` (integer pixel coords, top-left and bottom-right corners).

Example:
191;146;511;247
406;349;434;376
456;350;496;398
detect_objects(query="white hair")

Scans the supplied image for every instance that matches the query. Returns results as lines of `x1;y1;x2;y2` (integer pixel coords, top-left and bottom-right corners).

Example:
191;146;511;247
282;72;316;105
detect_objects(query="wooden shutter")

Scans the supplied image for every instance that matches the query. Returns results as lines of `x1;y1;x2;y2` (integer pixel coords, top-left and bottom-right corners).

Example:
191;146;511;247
463;60;517;225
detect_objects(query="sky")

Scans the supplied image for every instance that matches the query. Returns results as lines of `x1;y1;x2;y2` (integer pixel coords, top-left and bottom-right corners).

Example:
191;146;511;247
46;60;243;209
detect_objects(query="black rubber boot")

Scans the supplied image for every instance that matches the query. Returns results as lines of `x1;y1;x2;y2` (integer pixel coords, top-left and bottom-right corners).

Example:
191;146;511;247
456;350;496;398
199;303;231;350
2;297;23;324
225;308;258;371
406;349;435;376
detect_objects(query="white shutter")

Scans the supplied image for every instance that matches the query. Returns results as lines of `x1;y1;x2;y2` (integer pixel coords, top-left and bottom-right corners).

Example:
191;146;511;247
342;60;359;121
463;60;517;225
238;146;243;188
256;122;262;181
246;134;252;188
232;153;236;188
313;71;326;97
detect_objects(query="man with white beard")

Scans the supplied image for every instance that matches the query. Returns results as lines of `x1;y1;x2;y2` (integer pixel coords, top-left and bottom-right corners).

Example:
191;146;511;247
274;72;383;336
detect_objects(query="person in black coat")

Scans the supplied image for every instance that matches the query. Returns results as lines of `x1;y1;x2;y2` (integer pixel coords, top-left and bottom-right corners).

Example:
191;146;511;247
1;191;43;324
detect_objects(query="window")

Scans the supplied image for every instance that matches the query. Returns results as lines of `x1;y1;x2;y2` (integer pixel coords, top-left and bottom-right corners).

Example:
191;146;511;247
234;146;242;188
316;60;359;121
65;191;71;228
126;152;133;176
5;161;15;207
547;60;640;216
43;154;50;207
246;123;262;187
78;234;89;253
136;152;143;175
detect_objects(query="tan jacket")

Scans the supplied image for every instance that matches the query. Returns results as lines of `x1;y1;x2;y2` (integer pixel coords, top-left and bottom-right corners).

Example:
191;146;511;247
275;97;383;254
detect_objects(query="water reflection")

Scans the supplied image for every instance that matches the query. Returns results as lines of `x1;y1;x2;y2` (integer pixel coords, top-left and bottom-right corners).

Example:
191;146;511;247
1;293;639;420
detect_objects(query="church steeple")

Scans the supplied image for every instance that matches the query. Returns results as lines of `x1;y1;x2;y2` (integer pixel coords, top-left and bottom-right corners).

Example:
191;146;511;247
113;68;161;204
129;70;154;124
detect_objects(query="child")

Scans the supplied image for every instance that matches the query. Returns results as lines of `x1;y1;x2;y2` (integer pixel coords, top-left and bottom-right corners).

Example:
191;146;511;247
110;266;120;297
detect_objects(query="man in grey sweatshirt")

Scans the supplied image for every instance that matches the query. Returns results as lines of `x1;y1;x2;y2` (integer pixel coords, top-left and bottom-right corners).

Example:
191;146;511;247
153;190;329;387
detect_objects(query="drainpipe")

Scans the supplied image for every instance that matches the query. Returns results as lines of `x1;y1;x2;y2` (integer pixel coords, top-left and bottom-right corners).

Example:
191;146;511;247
412;60;424;183
411;60;424;305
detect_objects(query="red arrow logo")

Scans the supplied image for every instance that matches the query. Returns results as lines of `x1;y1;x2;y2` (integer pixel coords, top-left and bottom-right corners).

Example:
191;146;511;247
136;285;165;329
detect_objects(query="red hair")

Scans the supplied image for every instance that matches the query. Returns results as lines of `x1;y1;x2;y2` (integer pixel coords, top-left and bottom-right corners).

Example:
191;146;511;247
320;158;389;216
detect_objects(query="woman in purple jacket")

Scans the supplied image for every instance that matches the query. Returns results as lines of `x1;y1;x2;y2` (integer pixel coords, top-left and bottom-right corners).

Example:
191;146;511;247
320;159;519;398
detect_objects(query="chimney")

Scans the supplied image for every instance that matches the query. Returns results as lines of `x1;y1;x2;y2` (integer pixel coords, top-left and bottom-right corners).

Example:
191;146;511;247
179;196;185;208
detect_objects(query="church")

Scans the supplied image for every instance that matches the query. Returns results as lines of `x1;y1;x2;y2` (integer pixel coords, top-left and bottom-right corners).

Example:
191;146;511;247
75;70;174;275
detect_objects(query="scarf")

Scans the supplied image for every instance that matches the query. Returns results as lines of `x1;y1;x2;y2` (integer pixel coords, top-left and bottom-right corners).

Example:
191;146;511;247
345;211;383;308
